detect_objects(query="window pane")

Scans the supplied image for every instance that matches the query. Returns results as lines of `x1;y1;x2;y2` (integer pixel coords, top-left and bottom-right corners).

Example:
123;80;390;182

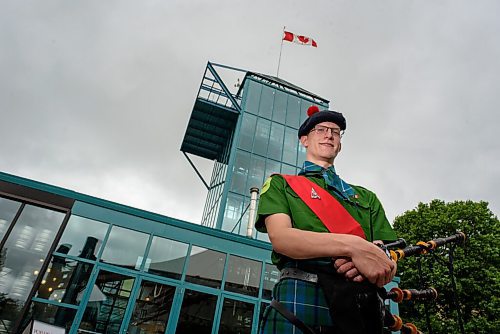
224;255;262;297
0;205;65;333
34;256;93;305
272;90;287;124
127;280;175;334
285;95;300;129
243;80;262;115
247;155;266;191
26;301;77;332
259;302;270;328
146;236;189;279
282;127;298;165
100;226;149;270
262;263;280;300
221;193;245;234
297;142;307;166
258;86;274;119
281;163;297;175
299;99;311;125
256;231;270;243
238;113;257;151
175;289;217;334
218;298;254;334
230;150;250;194
268;122;284;160
253;118;271;157
78;270;135;334
0;196;21;240
237;197;250;237
264;160;280;181
56;215;109;258
185;247;225;288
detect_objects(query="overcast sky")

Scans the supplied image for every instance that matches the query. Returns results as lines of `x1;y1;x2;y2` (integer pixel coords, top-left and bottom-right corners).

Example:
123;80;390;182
1;0;499;226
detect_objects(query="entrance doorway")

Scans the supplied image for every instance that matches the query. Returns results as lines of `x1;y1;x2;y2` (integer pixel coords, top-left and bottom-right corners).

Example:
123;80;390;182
73;267;178;334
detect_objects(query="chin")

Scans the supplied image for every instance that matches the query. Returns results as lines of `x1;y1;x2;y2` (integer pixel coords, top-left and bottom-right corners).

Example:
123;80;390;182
318;156;336;163
318;150;337;160
325;154;338;161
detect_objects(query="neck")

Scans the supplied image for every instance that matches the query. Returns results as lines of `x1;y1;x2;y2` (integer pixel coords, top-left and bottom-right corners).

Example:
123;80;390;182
307;158;334;169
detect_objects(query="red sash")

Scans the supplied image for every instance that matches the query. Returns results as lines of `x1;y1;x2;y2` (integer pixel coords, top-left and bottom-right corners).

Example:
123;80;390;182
282;175;366;239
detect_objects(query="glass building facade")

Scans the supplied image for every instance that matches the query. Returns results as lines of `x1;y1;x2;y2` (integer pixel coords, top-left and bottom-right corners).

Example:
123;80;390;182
0;173;281;333
223;77;330;241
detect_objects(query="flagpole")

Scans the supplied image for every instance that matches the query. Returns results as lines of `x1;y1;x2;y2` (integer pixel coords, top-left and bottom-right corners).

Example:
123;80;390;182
276;26;285;78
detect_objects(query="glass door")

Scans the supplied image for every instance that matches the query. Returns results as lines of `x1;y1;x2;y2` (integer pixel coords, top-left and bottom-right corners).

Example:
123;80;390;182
124;278;176;334
75;268;136;334
73;266;180;334
216;294;256;334
173;288;218;334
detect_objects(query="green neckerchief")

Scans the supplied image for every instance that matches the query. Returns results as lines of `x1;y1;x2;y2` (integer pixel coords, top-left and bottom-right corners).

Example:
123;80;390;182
298;161;355;200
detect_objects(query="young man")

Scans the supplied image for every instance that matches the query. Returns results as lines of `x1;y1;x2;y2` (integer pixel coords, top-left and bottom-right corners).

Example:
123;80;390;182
256;106;397;334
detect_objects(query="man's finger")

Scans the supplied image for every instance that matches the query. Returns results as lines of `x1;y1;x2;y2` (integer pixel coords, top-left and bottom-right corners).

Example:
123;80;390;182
344;267;359;279
333;257;349;269
336;261;355;274
353;275;364;282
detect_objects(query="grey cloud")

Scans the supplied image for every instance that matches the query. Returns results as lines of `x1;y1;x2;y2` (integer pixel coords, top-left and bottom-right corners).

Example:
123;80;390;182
1;0;498;225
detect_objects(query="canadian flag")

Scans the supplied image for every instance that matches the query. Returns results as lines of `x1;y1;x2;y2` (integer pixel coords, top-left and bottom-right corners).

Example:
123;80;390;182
283;31;318;47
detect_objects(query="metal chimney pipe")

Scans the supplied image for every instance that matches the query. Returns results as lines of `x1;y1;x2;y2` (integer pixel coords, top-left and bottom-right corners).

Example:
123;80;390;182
246;187;260;238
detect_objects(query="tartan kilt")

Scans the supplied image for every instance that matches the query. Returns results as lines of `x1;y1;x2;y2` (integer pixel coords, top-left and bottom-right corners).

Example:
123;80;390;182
259;277;333;333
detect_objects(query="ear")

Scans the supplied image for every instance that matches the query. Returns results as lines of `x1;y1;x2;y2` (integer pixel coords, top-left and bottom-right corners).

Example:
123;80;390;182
299;135;309;148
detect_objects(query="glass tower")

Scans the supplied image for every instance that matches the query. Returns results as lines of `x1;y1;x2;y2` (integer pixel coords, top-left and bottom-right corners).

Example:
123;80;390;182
181;62;329;241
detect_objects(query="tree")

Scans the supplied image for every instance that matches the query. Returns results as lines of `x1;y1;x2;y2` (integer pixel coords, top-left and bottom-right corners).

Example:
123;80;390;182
392;200;499;334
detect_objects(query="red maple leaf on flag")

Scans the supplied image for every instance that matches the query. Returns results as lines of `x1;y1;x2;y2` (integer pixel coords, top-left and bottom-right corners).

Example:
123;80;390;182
283;31;317;47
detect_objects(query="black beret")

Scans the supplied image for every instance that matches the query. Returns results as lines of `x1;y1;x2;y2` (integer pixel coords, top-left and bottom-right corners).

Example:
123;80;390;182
298;106;346;138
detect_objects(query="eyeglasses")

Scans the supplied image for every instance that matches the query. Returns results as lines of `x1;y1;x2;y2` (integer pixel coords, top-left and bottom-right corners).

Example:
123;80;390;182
309;126;344;138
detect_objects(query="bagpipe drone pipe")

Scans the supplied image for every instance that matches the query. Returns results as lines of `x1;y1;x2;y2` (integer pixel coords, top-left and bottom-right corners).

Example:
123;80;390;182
379;287;438;334
386;232;466;263
379;232;467;334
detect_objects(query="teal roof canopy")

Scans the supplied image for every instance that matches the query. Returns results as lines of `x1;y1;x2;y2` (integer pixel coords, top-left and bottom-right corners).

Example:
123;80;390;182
180;62;242;164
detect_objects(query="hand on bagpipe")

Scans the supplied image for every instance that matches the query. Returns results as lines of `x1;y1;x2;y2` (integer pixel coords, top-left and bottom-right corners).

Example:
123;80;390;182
378;232;466;333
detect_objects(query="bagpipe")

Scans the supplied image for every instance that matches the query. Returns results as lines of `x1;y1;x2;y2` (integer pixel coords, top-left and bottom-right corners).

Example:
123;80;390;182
380;287;438;334
385;232;466;262
378;232;466;334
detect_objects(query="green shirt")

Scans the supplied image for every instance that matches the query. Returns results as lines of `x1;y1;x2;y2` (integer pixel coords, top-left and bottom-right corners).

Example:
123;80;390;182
255;173;397;269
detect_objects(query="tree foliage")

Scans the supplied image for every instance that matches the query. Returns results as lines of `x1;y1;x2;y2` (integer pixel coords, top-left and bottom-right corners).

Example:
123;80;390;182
392;200;499;334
